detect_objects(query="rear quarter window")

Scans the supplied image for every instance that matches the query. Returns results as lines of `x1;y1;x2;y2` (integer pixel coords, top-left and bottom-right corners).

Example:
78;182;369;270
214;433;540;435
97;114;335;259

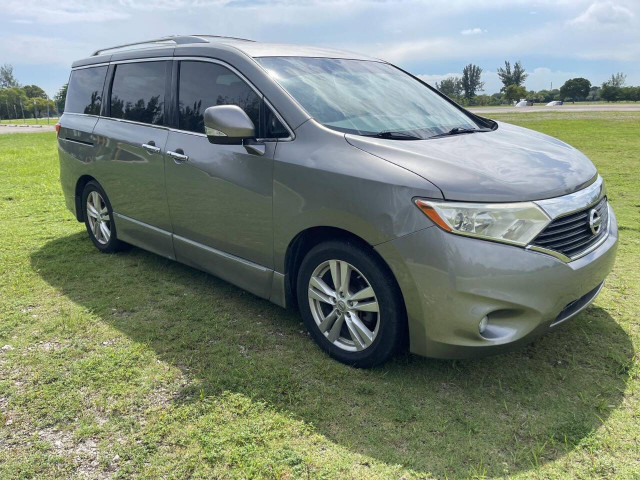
65;66;108;115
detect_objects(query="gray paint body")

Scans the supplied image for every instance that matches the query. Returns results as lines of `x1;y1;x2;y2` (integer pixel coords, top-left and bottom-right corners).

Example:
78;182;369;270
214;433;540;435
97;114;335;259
58;38;618;359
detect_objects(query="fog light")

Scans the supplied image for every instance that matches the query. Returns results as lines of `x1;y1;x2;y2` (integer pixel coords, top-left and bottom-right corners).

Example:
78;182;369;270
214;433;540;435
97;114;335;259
478;316;488;334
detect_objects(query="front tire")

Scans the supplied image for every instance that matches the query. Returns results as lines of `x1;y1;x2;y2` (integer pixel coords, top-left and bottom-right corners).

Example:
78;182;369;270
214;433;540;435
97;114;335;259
81;181;123;253
296;240;406;368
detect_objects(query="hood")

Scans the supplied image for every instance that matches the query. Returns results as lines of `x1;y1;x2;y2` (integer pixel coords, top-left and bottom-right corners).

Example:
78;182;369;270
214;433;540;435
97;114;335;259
345;122;597;202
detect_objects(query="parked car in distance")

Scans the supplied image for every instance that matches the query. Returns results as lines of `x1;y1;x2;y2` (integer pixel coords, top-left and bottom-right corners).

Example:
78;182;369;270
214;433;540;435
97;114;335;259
58;35;618;367
547;100;563;106
515;99;533;107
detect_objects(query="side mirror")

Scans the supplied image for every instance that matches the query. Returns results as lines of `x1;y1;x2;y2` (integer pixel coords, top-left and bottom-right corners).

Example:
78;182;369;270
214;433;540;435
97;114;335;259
204;105;255;144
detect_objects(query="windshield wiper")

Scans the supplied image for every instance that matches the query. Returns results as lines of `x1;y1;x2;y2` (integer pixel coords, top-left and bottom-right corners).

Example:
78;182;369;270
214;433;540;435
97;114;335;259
371;130;422;140
429;127;492;139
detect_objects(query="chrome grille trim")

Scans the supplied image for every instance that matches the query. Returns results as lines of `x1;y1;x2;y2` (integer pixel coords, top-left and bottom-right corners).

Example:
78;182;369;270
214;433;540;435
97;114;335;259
527;201;611;262
534;175;604;220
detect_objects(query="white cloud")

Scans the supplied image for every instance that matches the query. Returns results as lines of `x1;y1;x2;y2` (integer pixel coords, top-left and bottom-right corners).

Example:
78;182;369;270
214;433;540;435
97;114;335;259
417;73;460;86
0;35;88;65
3;1;129;24
569;1;634;27
460;28;486;35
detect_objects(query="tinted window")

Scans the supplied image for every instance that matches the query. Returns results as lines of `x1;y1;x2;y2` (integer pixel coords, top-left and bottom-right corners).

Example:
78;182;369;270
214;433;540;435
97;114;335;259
178;61;260;134
110;62;167;125
265;107;289;138
65;66;107;115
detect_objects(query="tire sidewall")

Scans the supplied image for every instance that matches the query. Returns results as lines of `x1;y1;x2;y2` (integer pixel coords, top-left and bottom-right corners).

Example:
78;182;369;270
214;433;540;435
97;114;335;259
296;240;405;367
82;181;119;253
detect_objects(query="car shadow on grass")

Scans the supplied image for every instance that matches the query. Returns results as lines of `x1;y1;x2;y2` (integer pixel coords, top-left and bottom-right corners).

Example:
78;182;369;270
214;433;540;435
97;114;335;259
31;232;634;478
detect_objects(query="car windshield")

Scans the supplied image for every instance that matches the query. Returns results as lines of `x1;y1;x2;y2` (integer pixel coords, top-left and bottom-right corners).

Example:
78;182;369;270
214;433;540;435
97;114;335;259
256;57;480;138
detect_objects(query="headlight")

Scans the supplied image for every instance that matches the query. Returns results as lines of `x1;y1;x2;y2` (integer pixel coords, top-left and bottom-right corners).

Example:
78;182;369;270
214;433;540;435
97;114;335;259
415;199;551;246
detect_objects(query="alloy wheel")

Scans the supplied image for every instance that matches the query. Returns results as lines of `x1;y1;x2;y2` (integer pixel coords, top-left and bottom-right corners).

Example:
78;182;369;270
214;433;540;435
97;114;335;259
86;191;111;245
307;259;380;352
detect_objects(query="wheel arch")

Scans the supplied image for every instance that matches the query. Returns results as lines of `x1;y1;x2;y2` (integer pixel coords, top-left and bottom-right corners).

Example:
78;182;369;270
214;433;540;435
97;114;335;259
283;226;405;315
74;175;97;222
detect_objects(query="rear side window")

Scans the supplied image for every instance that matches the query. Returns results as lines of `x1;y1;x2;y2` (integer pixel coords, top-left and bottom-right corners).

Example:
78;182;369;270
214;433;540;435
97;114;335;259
65;66;107;115
178;61;260;134
109;61;167;125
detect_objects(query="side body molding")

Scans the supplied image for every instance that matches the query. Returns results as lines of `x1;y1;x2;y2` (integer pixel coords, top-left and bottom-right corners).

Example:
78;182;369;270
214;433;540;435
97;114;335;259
112;213;286;307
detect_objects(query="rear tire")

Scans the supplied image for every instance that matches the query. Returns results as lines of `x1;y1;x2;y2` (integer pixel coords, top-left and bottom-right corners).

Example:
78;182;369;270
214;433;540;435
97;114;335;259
296;240;406;368
81;181;123;253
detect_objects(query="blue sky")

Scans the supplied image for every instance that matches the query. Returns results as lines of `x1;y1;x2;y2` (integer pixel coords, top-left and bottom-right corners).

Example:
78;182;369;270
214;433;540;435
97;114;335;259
1;0;639;97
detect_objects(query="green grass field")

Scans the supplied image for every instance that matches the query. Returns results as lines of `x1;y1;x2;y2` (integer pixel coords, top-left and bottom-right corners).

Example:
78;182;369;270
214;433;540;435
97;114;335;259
0;117;58;125
467;102;640;109
1;112;638;479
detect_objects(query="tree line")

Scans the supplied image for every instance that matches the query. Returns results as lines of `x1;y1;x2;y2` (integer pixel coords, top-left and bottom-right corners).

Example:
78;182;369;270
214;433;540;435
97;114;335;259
0;64;66;120
435;61;640;106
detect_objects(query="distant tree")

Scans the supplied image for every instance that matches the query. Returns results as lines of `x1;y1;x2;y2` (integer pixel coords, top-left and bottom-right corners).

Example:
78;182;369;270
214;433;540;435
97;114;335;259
54;83;68;114
0;64;20;89
600;83;620;102
587;86;600;101
23;84;47;99
504;84;527;104
435;76;463;99
607;72;626;88
532;90;547;103
619;86;640;102
497;61;528;92
535;89;555;103
550;89;562;101
472;94;495;106
0;87;28;119
461;64;484;101
559;78;591;103
26;97;56;118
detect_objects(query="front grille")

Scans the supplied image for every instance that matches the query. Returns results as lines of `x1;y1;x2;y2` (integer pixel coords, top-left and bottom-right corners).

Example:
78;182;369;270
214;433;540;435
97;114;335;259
531;197;608;258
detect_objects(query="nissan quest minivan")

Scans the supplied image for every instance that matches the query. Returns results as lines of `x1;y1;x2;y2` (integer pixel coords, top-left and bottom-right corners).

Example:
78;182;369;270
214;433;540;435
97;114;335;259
57;35;618;367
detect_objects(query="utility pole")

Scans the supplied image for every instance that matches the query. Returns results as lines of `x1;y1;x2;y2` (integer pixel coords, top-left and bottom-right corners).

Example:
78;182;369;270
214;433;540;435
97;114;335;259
4;99;9;121
34;99;38;124
14;105;18;120
19;99;25;124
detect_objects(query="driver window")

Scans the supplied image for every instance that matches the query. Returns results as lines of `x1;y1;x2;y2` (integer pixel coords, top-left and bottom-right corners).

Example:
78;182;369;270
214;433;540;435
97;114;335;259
178;61;260;134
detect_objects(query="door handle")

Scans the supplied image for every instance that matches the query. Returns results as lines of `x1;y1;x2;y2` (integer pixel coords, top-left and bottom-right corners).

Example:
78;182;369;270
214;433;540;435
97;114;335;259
142;143;161;154
168;150;189;163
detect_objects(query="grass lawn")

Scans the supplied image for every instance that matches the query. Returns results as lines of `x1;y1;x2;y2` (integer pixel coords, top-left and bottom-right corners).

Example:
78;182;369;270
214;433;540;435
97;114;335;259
0;117;59;125
468;102;639;109
0;112;638;479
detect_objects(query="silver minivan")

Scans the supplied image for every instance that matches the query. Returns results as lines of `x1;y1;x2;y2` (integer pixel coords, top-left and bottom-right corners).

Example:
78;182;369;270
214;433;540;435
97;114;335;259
57;35;618;367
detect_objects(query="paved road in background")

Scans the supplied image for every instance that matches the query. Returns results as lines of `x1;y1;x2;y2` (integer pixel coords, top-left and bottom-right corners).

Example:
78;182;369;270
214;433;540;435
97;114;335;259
469;104;640;114
0;125;56;134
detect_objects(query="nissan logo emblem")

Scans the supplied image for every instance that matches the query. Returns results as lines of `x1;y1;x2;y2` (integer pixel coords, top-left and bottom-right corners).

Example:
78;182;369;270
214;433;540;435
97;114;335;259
589;208;602;235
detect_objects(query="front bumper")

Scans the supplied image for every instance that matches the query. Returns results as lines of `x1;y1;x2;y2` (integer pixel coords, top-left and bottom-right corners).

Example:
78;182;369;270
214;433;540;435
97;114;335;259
375;205;618;359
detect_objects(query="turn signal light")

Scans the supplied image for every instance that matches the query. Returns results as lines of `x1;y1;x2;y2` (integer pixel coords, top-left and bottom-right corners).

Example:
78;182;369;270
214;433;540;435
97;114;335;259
55;123;61;135
414;199;452;231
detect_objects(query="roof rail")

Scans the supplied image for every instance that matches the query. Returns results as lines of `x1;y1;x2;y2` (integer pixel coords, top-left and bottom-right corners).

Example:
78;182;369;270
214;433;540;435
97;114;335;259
91;35;207;56
92;34;255;56
191;34;255;42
